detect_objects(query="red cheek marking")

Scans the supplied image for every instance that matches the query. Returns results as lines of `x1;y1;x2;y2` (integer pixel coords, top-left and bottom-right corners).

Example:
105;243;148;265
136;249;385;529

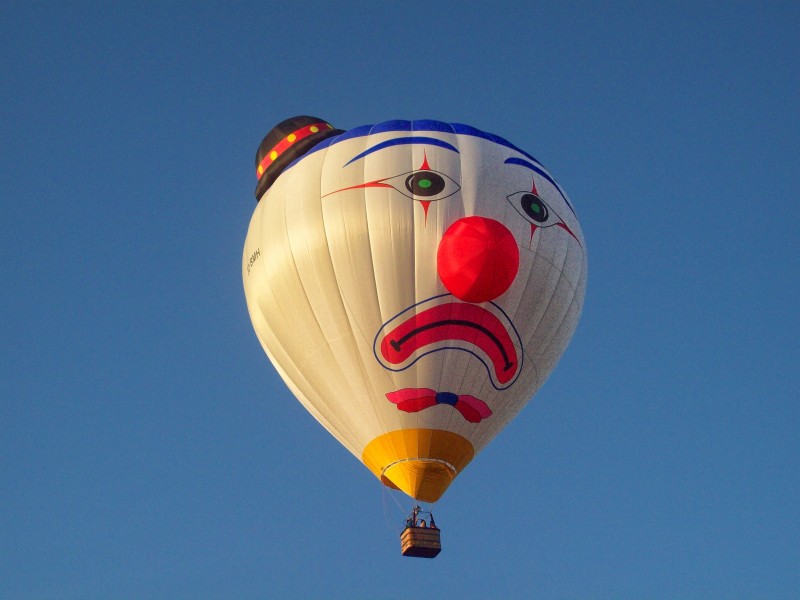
419;151;430;171
416;152;433;223
556;222;581;246
322;180;393;197
420;200;431;222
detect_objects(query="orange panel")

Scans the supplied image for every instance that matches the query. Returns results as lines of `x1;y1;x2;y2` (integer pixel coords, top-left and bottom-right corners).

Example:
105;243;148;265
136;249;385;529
362;429;474;502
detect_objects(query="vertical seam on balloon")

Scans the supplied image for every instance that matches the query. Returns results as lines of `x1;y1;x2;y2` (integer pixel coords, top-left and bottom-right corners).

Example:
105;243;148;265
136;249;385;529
521;242;573;351
282;162;361;454
303;145;364;452
290;141;365;454
449;135;477;442
259;182;352;449
327;124;395;459
410;120;427;445
522;237;579;374
539;243;587;365
434;135;462;439
362;122;401;460
413;120;434;467
531;273;582;391
491;254;565;430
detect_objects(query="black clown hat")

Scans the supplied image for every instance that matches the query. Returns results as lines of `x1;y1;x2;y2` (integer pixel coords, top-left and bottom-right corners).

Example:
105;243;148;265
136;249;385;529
254;116;344;200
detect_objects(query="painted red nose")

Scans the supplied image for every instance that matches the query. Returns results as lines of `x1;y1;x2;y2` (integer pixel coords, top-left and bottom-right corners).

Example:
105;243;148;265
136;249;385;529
437;216;520;303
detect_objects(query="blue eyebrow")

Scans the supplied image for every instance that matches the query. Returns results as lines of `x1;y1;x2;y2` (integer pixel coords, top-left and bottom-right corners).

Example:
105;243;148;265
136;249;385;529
344;136;459;166
504;157;575;216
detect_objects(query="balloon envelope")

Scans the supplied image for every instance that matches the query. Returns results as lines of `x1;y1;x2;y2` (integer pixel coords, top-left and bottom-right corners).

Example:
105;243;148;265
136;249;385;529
243;119;586;502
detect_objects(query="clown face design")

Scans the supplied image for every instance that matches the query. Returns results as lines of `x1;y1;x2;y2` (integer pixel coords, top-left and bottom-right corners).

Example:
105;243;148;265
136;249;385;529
243;119;586;502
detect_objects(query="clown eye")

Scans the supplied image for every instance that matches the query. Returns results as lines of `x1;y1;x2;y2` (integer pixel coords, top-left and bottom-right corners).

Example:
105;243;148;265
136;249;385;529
521;193;548;222
406;171;446;197
382;169;460;201
507;191;560;227
507;190;582;246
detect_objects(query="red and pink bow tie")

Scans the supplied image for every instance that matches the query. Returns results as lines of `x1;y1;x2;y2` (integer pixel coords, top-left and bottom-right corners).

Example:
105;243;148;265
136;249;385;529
386;388;493;423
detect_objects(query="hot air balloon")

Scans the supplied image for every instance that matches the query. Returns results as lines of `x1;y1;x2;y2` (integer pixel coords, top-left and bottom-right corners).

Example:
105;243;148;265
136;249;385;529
242;117;586;554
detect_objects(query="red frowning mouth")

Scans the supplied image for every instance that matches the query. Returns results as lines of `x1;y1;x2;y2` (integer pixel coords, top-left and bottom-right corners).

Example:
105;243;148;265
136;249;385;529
373;296;522;389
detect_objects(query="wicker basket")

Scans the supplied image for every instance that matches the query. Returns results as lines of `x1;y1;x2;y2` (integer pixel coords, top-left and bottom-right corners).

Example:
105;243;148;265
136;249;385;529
400;526;442;558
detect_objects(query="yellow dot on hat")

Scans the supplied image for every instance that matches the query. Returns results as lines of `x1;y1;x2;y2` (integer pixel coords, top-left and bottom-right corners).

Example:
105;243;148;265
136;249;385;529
310;126;319;133
258;165;264;175
270;150;278;161
287;133;296;142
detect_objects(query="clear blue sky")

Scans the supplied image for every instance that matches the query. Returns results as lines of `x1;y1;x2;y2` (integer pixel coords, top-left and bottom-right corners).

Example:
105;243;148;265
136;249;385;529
2;2;798;598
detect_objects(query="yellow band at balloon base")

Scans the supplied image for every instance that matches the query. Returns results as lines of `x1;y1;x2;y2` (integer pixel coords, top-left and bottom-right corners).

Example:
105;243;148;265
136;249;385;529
361;429;474;503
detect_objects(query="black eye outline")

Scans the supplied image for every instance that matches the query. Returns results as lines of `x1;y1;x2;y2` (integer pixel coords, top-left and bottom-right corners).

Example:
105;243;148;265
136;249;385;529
506;191;562;227
405;171;446;197
383;169;460;201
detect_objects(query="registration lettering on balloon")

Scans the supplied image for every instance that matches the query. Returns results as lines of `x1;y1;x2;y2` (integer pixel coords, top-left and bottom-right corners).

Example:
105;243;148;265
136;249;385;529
246;247;260;275
243;118;586;503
